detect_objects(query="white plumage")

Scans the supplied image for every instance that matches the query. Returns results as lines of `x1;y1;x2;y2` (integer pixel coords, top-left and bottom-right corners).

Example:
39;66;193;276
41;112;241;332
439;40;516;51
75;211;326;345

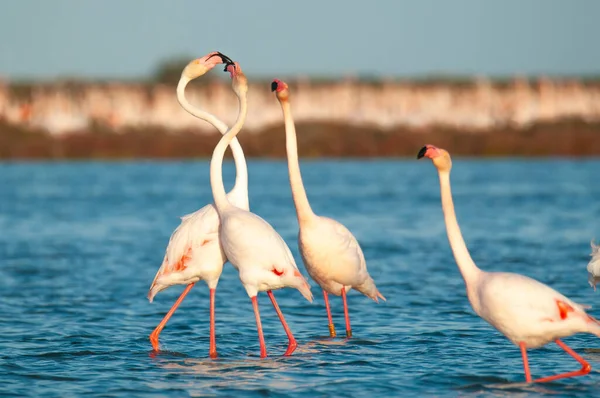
587;240;600;290
208;64;312;358
148;189;248;301
419;144;600;383
146;52;248;357
271;79;384;338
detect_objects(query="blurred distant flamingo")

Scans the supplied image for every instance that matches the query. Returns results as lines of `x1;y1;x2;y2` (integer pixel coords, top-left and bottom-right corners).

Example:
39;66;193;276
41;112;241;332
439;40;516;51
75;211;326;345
418;144;600;383
210;65;312;358
271;79;385;338
587;240;600;290
147;52;249;358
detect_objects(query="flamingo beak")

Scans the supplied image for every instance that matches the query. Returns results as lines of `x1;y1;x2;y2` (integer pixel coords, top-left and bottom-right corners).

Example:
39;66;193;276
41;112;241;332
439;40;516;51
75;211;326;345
271;81;278;92
223;60;236;72
206;52;235;71
417;146;428;159
207;51;233;65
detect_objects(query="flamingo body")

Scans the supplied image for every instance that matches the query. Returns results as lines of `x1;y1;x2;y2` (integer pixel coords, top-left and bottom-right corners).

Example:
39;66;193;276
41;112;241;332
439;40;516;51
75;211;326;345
148;189;248;301
219;206;312;300
470;271;599;348
299;216;381;299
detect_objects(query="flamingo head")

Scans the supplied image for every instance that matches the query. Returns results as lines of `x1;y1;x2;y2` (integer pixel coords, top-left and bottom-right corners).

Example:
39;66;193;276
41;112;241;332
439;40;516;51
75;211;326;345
225;62;248;96
417;144;452;171
271;79;289;101
182;51;234;80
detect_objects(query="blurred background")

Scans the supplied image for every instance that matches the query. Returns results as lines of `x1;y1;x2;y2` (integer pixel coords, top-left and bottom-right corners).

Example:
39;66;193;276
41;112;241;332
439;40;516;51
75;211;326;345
1;0;600;158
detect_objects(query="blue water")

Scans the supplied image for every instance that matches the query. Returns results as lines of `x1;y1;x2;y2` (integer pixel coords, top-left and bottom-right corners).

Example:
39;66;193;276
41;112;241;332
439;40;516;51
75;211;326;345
2;159;600;397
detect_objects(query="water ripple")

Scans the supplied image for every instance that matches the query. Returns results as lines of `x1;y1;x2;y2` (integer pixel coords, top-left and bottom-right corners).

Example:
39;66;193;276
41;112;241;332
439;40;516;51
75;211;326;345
1;159;600;396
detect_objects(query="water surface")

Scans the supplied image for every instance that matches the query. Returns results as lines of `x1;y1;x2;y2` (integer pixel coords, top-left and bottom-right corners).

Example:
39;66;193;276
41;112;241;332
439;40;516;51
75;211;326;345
2;159;600;397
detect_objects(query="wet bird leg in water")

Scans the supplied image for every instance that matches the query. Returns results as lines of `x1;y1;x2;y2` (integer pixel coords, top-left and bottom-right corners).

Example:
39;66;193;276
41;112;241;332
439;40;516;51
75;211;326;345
519;342;532;382
149;283;195;351
251;296;268;358
267;290;298;356
341;287;352;338
323;290;337;337
533;340;591;383
208;288;217;358
520;340;591;383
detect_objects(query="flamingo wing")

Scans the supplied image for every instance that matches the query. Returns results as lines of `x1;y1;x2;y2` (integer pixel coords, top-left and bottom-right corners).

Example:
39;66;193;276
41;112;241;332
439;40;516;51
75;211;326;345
148;204;220;298
323;217;366;272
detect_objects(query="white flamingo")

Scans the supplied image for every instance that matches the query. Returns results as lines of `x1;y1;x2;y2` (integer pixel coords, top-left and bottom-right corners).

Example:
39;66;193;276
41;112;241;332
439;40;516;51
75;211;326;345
271;79;385;338
210;65;312;358
418;144;600;383
147;52;249;357
587;240;600;291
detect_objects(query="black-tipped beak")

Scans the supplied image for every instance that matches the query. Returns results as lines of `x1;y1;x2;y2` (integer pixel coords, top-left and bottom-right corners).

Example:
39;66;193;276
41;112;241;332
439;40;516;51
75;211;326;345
207;51;233;65
223;60;235;72
417;146;428;159
271;81;278;92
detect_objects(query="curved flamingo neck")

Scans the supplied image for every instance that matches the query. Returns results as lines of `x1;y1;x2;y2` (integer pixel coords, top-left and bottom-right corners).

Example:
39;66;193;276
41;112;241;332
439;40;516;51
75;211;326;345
210;89;248;213
176;77;248;201
437;170;482;287
280;100;314;224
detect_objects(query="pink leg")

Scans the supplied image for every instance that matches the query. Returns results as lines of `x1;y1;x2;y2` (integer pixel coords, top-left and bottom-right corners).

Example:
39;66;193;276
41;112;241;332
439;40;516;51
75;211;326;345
149;283;195;351
251;296;268;358
267;290;298;356
209;288;217;359
341;287;352;338
519;342;532;383
323;290;337;337
534;339;592;383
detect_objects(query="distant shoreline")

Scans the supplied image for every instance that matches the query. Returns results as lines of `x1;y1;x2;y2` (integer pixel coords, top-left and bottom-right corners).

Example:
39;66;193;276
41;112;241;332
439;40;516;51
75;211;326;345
2;118;599;159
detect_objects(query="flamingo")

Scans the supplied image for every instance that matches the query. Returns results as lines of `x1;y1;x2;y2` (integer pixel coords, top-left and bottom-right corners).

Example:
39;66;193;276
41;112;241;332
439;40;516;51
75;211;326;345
147;52;249;358
209;65;313;358
587;240;600;291
418;144;600;383
271;79;385;339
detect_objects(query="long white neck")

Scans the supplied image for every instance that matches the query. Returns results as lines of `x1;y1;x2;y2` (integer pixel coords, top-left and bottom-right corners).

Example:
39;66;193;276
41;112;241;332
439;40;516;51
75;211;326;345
210;89;248;213
438;170;482;287
177;77;248;201
280;100;314;224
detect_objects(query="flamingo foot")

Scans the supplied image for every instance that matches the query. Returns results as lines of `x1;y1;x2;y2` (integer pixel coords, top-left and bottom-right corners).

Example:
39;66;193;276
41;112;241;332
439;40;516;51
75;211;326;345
259;346;268;358
209;349;218;359
283;338;298;356
534;365;591;383
328;323;337;338
149;331;160;351
341;287;352;338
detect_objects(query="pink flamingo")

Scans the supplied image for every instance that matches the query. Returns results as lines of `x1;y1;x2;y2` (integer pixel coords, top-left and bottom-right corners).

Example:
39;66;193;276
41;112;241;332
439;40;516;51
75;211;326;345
209;65;313;358
271;79;385;338
418;144;600;383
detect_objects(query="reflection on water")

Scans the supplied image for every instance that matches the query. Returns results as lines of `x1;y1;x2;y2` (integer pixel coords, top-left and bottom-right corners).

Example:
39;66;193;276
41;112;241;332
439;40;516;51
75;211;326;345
1;159;600;396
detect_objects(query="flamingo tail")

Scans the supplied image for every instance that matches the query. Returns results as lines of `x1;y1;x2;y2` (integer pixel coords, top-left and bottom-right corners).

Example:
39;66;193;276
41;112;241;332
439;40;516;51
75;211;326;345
354;277;386;303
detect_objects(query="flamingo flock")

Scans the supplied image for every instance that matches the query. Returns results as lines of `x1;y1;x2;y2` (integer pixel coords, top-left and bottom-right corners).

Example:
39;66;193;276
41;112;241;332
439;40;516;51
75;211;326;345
147;51;599;384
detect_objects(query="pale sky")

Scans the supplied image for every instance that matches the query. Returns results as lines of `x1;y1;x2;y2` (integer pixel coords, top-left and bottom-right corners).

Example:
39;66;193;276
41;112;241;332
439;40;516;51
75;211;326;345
1;0;599;80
